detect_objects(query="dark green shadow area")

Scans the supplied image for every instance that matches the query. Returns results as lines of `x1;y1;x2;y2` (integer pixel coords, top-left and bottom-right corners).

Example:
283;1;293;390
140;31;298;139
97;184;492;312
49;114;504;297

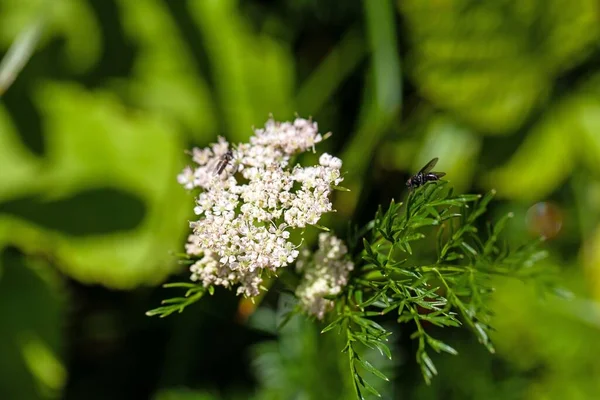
0;247;63;400
0;188;146;236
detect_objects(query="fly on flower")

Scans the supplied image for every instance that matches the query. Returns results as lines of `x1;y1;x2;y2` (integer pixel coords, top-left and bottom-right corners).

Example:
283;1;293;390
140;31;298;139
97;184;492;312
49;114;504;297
406;157;446;190
177;117;344;298
213;149;234;176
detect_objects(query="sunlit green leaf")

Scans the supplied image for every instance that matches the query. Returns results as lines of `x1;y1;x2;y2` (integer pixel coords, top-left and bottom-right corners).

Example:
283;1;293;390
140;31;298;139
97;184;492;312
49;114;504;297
400;0;600;134
0;83;190;288
188;0;294;142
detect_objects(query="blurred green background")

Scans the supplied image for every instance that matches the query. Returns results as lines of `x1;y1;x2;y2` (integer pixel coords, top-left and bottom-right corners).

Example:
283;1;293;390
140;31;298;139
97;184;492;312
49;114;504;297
1;0;599;399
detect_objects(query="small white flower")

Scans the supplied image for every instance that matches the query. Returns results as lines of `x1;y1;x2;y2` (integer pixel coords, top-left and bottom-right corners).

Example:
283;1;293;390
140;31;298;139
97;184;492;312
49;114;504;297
295;233;354;320
319;152;343;170
192;148;213;166
177;166;195;190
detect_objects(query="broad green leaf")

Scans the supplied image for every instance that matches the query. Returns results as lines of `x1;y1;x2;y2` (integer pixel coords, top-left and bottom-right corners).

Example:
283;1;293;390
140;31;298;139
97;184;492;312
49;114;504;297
0;83;191;288
484;100;574;200
400;0;600;134
117;0;217;139
485;73;600;200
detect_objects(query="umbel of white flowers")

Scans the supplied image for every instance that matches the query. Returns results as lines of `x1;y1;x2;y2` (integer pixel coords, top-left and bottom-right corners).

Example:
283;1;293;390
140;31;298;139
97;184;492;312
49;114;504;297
295;232;354;319
178;117;347;298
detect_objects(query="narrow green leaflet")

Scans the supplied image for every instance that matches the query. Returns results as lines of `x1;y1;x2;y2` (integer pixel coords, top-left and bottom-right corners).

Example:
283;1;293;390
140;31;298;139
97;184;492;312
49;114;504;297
321;181;554;399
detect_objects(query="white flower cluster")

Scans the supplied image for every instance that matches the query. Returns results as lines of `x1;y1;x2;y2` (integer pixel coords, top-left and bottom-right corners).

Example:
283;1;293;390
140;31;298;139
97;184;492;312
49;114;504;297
295;233;354;320
178;117;344;297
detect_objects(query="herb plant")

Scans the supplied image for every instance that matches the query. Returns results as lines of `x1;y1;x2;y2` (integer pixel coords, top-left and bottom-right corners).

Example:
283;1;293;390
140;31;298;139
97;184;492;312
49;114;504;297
324;182;550;399
148;117;552;400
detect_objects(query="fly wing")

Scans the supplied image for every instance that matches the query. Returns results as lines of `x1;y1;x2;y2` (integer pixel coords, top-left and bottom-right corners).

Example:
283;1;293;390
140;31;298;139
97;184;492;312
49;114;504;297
212;150;233;175
432;171;446;178
419;157;439;174
214;158;228;175
206;157;220;174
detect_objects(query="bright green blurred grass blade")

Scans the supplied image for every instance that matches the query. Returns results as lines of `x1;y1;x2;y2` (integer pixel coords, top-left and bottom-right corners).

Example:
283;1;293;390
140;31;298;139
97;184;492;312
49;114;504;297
0;16;44;96
365;0;401;114
296;26;367;115
341;0;402;184
188;0;294;142
19;332;67;394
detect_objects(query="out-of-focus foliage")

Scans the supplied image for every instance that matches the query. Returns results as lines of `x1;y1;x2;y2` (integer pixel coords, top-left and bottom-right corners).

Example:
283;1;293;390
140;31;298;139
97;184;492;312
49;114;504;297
0;0;599;398
249;304;355;400
486;74;600;200
249;298;396;400
408;276;600;400
324;184;553;398
0;248;65;399
396;0;600;202
0;83;190;288
492;278;600;400
400;0;600;134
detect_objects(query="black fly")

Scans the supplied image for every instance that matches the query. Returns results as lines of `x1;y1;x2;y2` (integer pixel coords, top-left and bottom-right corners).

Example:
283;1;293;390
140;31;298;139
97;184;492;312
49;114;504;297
406;157;446;190
214;150;234;176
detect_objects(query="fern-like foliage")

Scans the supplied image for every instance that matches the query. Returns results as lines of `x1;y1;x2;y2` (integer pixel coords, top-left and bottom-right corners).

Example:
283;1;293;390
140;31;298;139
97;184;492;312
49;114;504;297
146;281;210;318
148;180;554;399
322;181;552;399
